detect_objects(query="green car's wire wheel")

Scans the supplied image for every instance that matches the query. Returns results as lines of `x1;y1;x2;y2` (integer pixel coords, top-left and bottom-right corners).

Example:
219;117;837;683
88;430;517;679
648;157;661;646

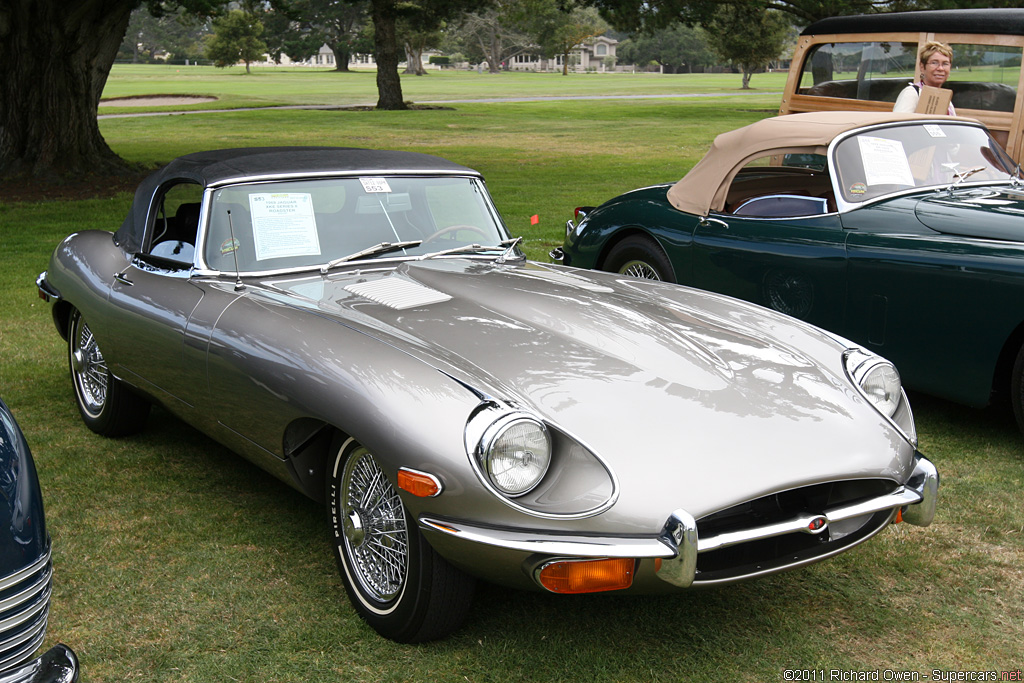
764;269;814;319
604;234;675;283
619;260;662;280
328;438;475;643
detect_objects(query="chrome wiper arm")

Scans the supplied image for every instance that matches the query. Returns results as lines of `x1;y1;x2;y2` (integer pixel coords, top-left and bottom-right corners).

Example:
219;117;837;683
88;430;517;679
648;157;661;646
496;236;525;264
415;243;502;260
320;240;422;273
943;164;986;194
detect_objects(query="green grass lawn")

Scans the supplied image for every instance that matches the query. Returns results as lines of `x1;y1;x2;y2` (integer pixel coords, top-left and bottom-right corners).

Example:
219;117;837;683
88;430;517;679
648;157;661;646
98;64;788;113
1;69;1022;682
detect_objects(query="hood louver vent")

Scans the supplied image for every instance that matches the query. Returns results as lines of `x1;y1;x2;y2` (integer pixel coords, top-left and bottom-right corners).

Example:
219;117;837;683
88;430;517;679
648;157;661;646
345;278;452;310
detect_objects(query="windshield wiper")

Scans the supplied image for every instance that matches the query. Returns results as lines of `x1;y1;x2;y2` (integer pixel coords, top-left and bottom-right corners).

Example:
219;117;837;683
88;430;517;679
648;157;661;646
496;237;525;264
415;243;507;260
942;164;987;194
320;240;422;274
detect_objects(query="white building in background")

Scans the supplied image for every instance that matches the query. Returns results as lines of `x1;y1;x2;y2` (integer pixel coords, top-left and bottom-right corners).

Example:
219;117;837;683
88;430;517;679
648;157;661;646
258;44;438;70
507;36;620;72
258;35;622;72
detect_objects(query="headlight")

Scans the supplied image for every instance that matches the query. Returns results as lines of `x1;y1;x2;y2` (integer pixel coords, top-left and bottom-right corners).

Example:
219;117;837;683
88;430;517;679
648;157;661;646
479;414;551;496
844;349;902;418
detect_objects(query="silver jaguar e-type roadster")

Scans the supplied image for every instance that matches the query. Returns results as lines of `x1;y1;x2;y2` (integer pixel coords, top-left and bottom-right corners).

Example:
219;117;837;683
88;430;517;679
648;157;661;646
36;147;937;642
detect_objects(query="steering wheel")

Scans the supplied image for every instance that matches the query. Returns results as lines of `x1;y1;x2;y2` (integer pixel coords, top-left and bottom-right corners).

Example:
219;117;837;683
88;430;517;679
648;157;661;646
423;224;490;244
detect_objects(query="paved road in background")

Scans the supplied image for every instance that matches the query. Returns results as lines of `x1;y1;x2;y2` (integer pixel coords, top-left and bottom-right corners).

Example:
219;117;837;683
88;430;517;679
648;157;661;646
97;91;780;119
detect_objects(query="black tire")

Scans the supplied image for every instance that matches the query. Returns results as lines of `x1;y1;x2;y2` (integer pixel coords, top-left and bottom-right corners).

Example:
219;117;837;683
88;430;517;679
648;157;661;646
1011;344;1024;437
603;234;675;282
67;308;150;436
327;437;475;643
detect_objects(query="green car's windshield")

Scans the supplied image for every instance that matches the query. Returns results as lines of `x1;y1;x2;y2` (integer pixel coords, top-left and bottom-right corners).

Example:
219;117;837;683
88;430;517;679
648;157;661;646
832;122;1018;205
203;175;508;273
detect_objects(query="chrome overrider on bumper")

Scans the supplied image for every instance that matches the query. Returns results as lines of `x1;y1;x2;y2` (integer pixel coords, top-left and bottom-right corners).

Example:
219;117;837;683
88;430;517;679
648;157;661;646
0;644;79;683
420;453;938;591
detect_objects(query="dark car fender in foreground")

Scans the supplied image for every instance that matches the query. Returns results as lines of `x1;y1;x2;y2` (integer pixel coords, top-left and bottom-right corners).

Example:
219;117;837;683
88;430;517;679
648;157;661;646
0;398;79;683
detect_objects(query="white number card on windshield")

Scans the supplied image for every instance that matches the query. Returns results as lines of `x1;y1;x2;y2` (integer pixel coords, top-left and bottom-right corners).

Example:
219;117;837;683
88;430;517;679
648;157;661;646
360;177;393;193
249;193;321;261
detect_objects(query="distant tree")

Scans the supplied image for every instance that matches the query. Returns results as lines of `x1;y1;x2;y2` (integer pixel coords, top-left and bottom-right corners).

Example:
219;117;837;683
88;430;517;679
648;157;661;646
400;20;444;75
454;2;536;73
520;1;608;75
617;23;713;73
367;0;488;109
119;7;210;63
206;9;267;72
263;0;370;71
706;6;791;88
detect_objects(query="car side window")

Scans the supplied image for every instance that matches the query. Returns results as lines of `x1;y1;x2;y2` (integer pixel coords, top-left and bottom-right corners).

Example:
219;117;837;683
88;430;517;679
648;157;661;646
946;43;1020;114
725;153;835;217
148;181;203;265
798;41;919;104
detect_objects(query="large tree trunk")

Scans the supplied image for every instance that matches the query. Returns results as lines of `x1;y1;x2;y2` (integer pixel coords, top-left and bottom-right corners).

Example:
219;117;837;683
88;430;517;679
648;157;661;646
0;0;137;179
371;0;406;110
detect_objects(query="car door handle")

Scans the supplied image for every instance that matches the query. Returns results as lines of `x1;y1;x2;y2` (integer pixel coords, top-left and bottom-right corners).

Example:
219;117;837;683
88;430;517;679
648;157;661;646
699;217;730;230
114;270;134;286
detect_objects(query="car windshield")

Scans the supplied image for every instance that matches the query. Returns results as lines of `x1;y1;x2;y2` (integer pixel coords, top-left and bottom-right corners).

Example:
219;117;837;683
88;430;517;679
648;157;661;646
202;175;509;273
832;122;1018;205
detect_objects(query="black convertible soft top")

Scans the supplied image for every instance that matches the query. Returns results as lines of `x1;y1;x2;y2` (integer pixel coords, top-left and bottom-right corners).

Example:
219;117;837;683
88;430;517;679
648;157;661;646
801;8;1024;37
114;147;481;253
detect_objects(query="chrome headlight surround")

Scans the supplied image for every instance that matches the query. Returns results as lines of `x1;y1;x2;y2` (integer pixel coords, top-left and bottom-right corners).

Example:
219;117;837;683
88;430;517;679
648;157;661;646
464;400;617;518
845;349;901;417
477;412;551;497
844;348;916;445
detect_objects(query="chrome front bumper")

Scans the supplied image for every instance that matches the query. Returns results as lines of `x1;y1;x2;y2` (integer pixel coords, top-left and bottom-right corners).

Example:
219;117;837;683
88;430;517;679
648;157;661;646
0;644;79;683
35;272;60;303
421;453;938;592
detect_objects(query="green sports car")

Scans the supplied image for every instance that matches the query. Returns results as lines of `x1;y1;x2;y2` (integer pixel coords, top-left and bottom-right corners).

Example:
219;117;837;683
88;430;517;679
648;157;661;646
555;111;1024;432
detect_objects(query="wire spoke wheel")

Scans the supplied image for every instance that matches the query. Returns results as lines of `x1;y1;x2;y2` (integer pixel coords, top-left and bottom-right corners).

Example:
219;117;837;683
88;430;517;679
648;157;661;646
70;313;108;417
618;259;662;280
66;307;149;436
328;438;476;642
340;446;410;603
604;234;675;283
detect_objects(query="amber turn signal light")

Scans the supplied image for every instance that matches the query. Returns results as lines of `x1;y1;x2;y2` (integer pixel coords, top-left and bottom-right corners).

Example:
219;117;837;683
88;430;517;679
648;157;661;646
538;558;635;594
396;468;442;497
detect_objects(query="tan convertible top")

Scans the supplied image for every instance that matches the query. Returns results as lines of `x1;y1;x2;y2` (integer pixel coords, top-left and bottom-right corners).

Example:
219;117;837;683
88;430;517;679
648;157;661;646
667;111;980;216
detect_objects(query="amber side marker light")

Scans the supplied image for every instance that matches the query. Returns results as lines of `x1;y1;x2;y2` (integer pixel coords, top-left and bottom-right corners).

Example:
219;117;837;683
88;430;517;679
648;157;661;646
538;558;635;594
397;468;442;498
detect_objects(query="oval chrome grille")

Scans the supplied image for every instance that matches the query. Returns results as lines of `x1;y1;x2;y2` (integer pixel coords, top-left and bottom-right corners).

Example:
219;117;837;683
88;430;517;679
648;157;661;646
0;547;52;671
694;479;898;583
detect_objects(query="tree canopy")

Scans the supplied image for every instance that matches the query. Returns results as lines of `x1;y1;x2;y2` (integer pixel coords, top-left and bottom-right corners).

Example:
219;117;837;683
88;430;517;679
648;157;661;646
452;2;536;74
706;6;792;88
206;9;267;72
616;23;713;73
263;0;371;71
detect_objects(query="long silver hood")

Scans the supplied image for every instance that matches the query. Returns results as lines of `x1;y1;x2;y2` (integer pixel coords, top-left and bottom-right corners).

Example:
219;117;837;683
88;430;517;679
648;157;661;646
259;259;914;523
